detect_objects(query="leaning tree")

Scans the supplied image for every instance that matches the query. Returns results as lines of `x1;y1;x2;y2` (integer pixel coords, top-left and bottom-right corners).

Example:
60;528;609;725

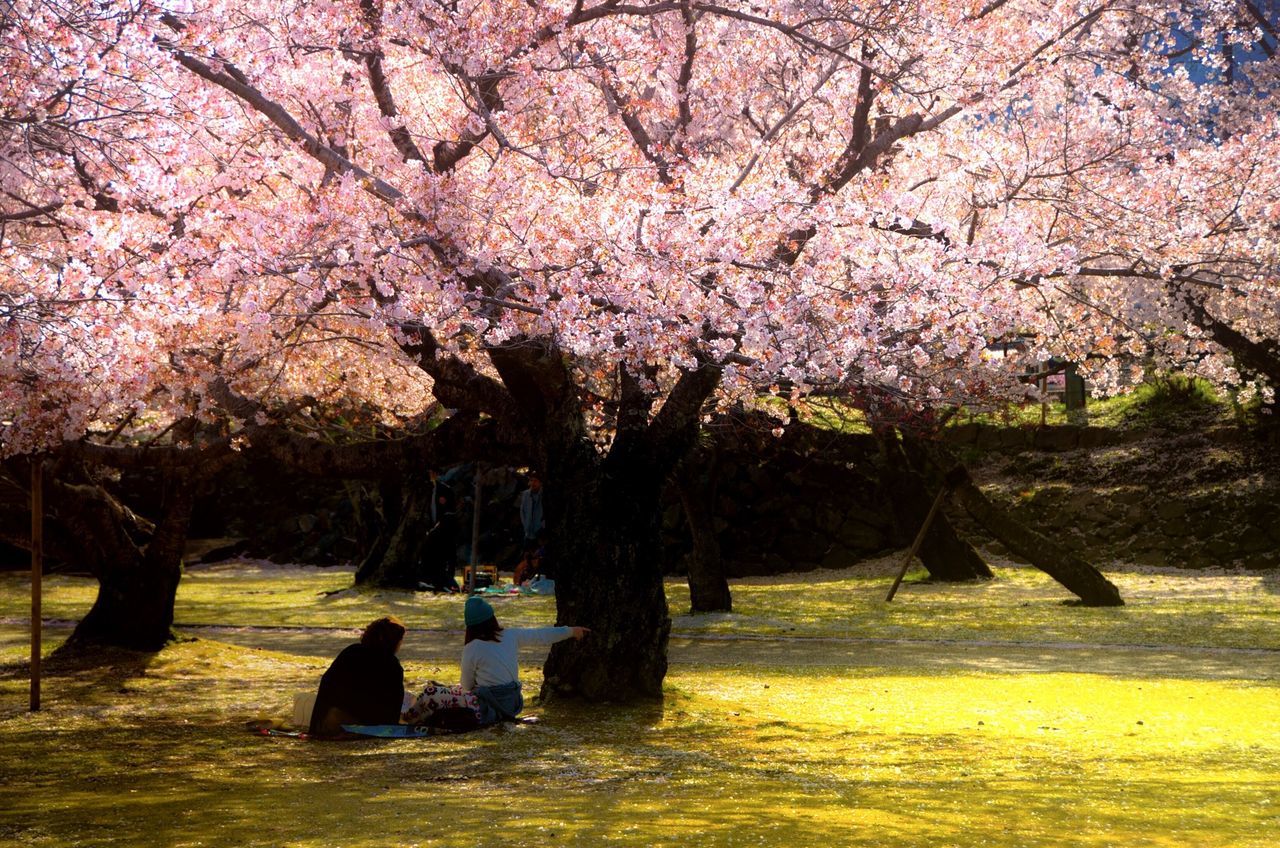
5;1;1278;696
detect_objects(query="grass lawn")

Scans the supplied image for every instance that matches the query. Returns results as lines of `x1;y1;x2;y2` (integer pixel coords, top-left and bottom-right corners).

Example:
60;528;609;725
1;559;1277;847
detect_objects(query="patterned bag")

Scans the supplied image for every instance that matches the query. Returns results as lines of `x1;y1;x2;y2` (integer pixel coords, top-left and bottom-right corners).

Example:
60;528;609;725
403;682;483;731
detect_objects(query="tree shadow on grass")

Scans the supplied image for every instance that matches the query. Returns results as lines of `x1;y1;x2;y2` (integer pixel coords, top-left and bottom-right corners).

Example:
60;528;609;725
2;633;1277;848
0;640;162;718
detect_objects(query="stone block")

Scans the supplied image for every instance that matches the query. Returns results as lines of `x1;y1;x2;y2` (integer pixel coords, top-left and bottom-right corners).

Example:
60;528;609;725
836;520;888;551
999;428;1033;449
1032;426;1081;451
1077;427;1116;448
777;532;831;563
1243;552;1280;569
1238;526;1271;554
1203;538;1238;559
1132;549;1168;567
1185;550;1217;569
842;505;892;530
815;506;846;534
944;423;980;445
821;545;859;570
974;426;1003;451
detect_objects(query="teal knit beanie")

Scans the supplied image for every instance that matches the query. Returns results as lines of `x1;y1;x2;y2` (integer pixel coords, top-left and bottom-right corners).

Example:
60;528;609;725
464;596;495;627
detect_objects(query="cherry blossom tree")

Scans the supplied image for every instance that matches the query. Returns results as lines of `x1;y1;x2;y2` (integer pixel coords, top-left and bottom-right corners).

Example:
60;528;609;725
4;1;1277;690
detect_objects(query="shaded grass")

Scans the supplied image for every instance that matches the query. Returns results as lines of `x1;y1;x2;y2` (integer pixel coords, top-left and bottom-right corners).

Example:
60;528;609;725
3;561;1279;652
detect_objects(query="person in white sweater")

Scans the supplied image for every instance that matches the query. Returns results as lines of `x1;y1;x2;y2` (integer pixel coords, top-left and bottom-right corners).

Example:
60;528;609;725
461;596;589;724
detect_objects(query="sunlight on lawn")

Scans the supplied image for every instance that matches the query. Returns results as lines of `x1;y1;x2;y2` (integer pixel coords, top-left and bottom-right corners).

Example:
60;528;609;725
1;563;1277;847
0;635;1276;848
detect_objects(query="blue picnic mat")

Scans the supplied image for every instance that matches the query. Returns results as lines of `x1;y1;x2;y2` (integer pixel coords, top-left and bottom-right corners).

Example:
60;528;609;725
341;724;435;738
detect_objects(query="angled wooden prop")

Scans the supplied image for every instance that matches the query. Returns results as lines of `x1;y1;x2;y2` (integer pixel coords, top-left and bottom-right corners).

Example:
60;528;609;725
885;485;949;602
885;467;969;602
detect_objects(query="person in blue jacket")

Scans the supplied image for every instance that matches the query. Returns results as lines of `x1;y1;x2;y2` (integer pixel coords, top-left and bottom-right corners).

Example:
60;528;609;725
461;596;588;725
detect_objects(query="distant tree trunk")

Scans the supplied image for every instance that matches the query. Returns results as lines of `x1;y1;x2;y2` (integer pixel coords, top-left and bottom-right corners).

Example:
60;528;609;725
68;468;196;650
950;470;1125;606
354;477;403;584
877;430;992;581
675;444;731;613
905;437;1125;607
356;474;433;588
345;480;380;553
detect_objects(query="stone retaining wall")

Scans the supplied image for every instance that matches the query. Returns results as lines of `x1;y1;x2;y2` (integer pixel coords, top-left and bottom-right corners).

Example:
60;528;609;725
663;422;1280;575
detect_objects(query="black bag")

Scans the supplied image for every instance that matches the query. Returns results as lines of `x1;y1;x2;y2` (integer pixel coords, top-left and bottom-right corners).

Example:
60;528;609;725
422;706;481;733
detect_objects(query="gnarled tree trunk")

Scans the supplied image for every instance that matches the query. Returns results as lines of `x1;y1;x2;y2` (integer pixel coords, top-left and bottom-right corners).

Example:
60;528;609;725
478;342;719;701
541;446;673;699
355;475;439;588
65;468;195;650
950;468;1124;606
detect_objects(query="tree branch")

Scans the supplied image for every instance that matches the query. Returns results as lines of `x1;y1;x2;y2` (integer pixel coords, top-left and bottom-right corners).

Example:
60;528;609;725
359;0;429;165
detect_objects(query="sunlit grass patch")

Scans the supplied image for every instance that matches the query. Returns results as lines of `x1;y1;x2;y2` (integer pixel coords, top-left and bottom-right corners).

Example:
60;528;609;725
669;563;1280;651
1;638;1276;847
660;665;1280;847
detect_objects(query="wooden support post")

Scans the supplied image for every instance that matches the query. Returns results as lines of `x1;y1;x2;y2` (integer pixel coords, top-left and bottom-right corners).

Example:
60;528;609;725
31;457;43;712
885;483;949;603
468;466;482;593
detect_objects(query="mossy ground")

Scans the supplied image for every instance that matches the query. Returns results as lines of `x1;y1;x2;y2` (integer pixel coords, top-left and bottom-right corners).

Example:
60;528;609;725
1;561;1277;847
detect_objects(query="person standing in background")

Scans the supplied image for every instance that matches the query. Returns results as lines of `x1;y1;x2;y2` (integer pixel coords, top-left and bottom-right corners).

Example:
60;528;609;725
423;468;459;592
519;472;544;544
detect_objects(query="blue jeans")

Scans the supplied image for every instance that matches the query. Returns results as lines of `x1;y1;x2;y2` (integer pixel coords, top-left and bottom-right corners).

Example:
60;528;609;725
474;681;523;725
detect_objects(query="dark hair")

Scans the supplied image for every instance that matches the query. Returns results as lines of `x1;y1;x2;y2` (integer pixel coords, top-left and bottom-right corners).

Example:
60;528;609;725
464;617;503;645
361;616;406;651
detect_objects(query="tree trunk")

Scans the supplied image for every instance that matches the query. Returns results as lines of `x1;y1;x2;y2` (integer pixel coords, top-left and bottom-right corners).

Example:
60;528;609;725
354;477;403;584
481;345;721;702
357;474;434;588
70;469;195;650
951;471;1125;606
674;445;731;613
906;438;1125;607
541;451;672;701
878;431;992;581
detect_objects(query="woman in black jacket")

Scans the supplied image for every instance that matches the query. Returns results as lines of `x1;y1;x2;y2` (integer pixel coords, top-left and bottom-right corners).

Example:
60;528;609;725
309;616;406;737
